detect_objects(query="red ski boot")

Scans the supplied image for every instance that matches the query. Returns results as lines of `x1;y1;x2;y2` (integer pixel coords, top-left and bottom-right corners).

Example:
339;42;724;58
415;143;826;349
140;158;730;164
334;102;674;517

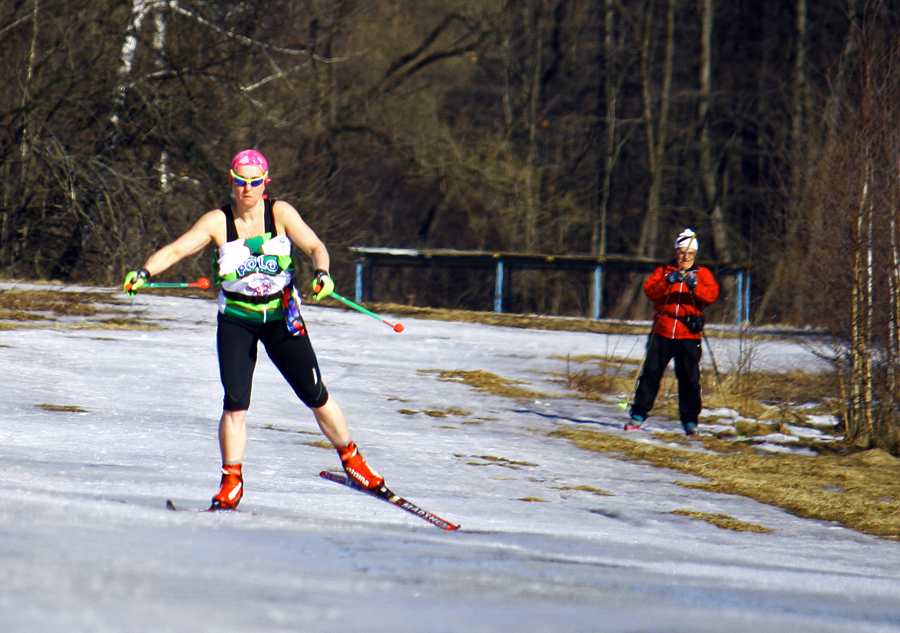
210;463;243;510
337;441;384;490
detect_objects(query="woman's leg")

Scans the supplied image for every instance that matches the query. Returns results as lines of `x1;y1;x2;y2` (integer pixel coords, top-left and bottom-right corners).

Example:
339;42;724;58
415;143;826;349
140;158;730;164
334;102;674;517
311;397;351;447
219;408;248;464
212;315;260;509
263;319;383;489
211;409;248;510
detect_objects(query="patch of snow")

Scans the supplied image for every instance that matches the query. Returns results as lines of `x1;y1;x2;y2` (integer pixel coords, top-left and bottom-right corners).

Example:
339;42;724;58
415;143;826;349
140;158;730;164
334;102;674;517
754;442;817;456
806;414;839;428
785;425;824;438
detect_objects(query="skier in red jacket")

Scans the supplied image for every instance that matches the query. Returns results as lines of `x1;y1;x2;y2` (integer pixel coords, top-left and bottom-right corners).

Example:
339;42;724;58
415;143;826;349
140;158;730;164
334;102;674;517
628;229;719;436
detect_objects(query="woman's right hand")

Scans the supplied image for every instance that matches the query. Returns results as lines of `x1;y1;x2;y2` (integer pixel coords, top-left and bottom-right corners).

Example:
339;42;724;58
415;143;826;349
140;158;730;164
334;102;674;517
123;268;150;295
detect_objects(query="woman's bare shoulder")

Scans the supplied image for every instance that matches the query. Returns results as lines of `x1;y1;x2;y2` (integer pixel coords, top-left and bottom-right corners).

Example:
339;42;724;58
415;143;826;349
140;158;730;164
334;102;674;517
272;198;301;217
193;207;228;246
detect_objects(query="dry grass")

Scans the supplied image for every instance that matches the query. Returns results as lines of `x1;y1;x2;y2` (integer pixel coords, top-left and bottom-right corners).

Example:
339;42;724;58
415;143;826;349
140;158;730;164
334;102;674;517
557;354;642;366
564;355;841;426
700;370;841;421
421;369;550;400
67;319;163;331
397;406;471;418
671;510;772;533
261;425;319;436
302;441;335;450
566;371;635;402
0;289;120;317
0;289;159;330
458;454;539;469
552;426;900;538
0;309;50;321
37;404;88;413
553;484;613;496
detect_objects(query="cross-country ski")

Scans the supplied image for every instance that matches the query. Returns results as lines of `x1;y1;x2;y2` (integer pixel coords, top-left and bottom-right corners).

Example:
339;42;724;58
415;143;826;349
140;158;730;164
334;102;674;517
319;470;459;531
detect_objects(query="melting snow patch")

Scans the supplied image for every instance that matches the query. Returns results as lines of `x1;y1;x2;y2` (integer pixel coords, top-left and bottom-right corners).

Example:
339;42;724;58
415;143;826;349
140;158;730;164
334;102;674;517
785;424;824;438
755;442;817;456
805;414;839;428
700;407;740;419
753;433;799;443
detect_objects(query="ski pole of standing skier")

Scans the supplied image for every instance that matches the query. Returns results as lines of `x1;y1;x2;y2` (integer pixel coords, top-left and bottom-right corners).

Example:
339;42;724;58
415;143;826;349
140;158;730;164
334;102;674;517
625;229;719;436
122;149;385;511
686;284;735;425
619;314;658;426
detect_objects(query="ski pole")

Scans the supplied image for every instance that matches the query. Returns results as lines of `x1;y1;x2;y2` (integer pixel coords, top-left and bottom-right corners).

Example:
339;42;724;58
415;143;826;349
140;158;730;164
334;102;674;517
143;277;211;290
328;291;405;333
701;330;734;419
687;285;736;424
618;314;658;411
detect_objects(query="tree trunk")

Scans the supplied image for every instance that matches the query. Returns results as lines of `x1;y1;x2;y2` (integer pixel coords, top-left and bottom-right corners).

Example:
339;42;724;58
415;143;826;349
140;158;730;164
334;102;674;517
524;0;543;252
890;155;900;404
613;0;675;317
112;0;154;129
593;0;617;257
848;155;874;447
635;0;675;258
758;0;807;320
698;0;732;262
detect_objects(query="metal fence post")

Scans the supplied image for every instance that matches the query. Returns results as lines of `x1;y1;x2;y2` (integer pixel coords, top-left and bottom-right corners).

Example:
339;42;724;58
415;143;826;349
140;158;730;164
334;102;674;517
494;260;504;313
355;260;364;303
743;270;751;323
591;264;603;319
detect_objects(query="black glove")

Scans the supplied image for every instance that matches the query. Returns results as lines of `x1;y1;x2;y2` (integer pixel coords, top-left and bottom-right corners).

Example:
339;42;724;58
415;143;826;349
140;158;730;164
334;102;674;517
683;271;697;290
665;270;684;285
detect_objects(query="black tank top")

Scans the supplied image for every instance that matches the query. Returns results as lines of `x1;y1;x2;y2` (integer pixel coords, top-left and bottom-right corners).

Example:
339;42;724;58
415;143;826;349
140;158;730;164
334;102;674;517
221;198;276;242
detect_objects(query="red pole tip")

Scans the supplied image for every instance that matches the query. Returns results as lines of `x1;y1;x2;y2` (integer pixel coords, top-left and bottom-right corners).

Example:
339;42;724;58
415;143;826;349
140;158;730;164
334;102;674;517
197;277;211;289
393;323;405;333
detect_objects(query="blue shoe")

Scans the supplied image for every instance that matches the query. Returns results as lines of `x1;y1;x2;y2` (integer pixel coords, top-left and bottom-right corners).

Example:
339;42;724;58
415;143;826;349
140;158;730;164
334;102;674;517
625;413;644;431
683;422;698;436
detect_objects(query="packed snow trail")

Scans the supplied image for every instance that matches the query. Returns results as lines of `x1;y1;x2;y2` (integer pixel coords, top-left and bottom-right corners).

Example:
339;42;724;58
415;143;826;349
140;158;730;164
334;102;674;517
0;285;897;632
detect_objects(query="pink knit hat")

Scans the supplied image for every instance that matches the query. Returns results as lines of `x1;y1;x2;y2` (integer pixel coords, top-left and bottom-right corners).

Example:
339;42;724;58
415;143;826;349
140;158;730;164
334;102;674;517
230;149;268;173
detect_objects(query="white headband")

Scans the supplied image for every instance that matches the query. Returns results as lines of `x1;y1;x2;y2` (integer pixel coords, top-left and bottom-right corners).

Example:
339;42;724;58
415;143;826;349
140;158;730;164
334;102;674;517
675;229;698;252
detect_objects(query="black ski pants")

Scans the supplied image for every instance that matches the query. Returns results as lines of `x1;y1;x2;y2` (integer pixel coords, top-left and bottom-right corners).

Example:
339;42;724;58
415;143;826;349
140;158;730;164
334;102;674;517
217;313;329;411
631;333;702;424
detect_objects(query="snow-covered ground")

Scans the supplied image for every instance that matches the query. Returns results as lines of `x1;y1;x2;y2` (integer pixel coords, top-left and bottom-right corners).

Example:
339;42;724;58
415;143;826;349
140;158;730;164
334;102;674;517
1;286;898;632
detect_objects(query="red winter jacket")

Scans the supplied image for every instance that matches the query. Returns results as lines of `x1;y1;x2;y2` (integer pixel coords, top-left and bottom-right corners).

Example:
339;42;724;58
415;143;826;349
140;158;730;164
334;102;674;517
644;262;719;340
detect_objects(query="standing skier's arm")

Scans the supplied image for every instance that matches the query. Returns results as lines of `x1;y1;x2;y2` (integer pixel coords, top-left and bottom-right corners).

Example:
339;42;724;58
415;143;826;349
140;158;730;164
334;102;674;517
690;268;720;306
644;266;672;301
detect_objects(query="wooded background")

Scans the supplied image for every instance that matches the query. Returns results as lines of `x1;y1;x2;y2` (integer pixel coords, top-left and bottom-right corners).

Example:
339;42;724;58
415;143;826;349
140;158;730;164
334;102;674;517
5;0;900;446
0;0;896;321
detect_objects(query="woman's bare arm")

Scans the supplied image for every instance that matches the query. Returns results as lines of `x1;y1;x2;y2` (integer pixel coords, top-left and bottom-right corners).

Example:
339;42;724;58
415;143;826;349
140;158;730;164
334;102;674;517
141;209;224;276
274;200;330;272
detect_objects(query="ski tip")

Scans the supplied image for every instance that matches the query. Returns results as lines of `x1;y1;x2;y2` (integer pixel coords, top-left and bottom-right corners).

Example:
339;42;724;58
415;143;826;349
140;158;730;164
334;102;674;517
617;402;628;410
165;499;177;511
